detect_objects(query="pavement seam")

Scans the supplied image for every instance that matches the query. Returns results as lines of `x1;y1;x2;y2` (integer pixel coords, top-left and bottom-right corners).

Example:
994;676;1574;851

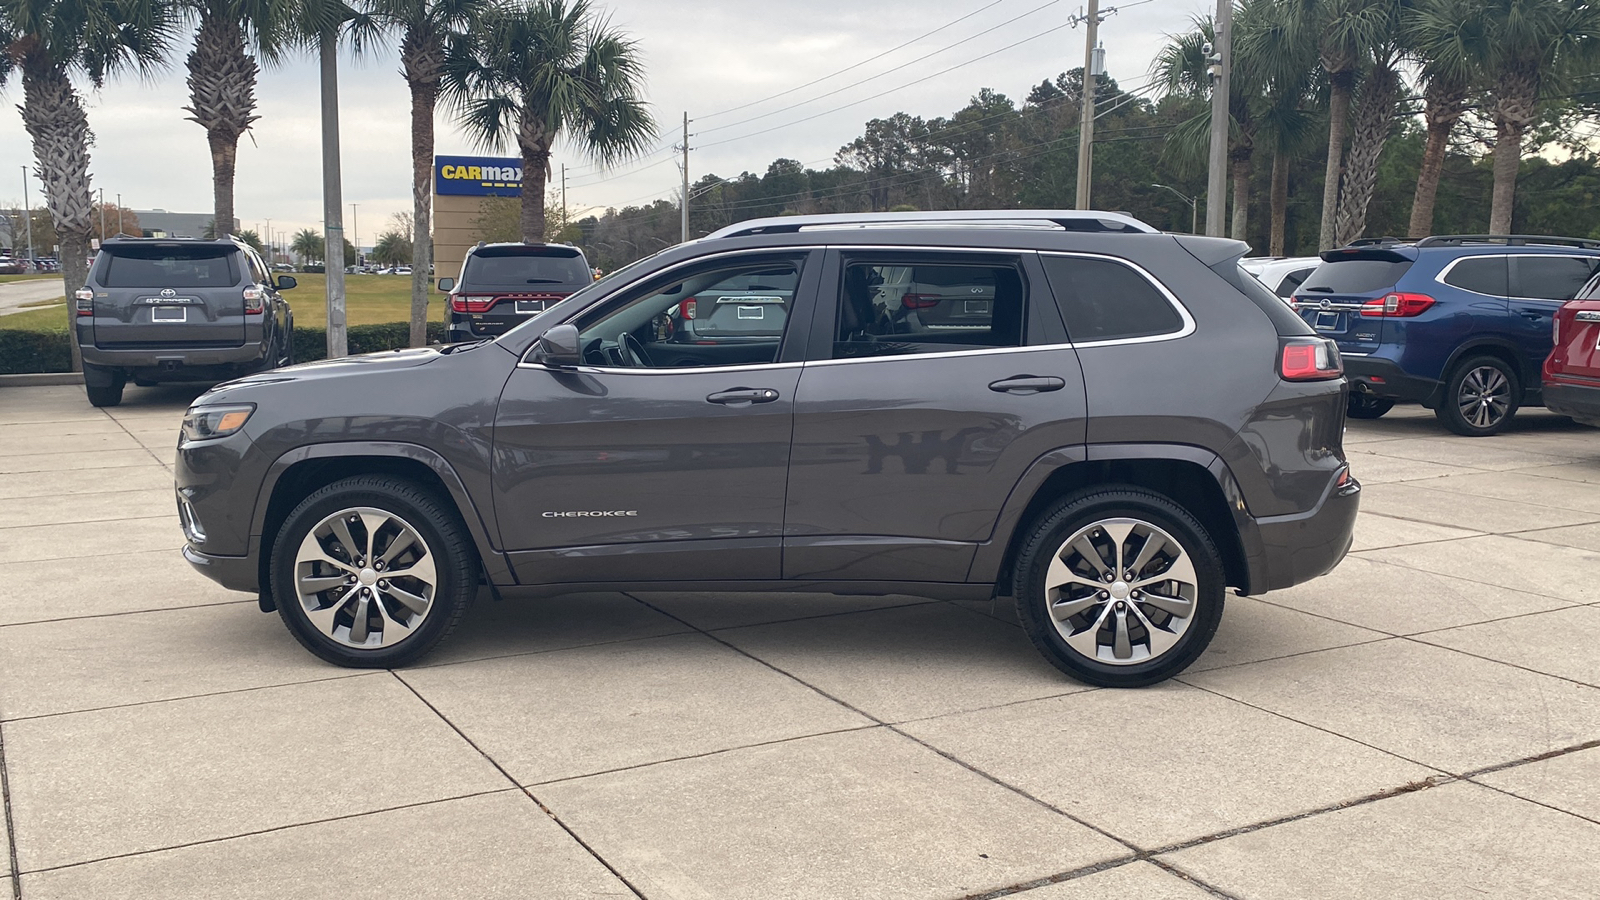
1350;538;1598;606
0;513;172;533
0;670;374;725
1369;478;1600;521
0;722;21;900
9;788;520;879
0;598;256;631
622;592;1145;855
1395;632;1600;694
388;671;650;900
97;409;173;473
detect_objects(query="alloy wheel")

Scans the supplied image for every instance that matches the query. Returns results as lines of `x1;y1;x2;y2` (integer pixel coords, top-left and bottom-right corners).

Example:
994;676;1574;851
1457;365;1511;430
294;506;438;649
1044;517;1198;665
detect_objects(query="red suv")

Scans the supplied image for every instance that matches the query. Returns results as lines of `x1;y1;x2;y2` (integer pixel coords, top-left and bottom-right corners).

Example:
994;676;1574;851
1544;275;1600;427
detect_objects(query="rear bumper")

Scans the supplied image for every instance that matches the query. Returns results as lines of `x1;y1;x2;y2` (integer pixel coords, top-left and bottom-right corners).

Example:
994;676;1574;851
81;342;266;371
1544;380;1600;427
1239;473;1361;595
1341;355;1440;405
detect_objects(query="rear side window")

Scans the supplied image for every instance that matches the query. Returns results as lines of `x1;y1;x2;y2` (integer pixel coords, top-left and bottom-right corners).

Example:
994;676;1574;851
1041;255;1183;342
1441;257;1508;296
1279;268;1314;297
1299;258;1413;294
97;245;240;288
1515;256;1599;301
464;247;591;287
832;258;1027;358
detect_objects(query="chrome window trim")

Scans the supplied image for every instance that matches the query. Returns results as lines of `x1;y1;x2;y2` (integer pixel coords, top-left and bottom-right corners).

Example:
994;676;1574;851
517;360;806;375
804;341;1077;368
1037;250;1196;347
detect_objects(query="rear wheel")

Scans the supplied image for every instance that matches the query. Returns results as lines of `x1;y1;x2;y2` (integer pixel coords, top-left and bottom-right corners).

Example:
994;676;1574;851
84;365;125;408
1013;487;1226;688
1347;394;1395;419
270;476;476;667
1436;355;1519;436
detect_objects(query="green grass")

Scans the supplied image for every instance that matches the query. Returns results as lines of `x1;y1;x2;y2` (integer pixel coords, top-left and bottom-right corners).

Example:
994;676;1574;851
0;272;446;333
0;273;57;283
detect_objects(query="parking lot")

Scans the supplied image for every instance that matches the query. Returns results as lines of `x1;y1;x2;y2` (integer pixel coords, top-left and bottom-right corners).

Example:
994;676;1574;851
1;382;1598;899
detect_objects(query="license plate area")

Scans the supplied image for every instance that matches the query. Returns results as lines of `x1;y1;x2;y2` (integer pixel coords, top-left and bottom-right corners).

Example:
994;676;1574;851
737;306;765;320
152;307;187;323
964;300;990;314
514;299;545;314
1314;311;1340;331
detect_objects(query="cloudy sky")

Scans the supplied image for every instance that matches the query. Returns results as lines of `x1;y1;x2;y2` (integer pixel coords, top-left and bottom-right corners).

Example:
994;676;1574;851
1;0;1210;245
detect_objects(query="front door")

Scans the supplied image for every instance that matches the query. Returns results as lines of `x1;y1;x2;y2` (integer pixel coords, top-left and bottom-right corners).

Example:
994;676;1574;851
492;250;819;585
783;249;1087;583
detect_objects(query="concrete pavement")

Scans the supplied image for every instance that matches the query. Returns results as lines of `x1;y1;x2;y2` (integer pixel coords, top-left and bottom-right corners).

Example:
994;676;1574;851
1;385;1597;898
0;280;65;319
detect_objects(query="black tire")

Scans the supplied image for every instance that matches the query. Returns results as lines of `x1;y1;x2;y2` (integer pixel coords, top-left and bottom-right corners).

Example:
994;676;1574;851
1013;487;1226;688
1347;394;1395;419
270;476;476;667
1435;355;1520;436
84;366;125;408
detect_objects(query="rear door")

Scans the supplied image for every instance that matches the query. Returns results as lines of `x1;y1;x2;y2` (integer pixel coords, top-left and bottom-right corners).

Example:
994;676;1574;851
92;243;245;346
1293;249;1414;354
1509;254;1600;382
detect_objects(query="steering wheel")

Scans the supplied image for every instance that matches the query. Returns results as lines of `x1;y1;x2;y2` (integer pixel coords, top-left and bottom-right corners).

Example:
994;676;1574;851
619;332;651;368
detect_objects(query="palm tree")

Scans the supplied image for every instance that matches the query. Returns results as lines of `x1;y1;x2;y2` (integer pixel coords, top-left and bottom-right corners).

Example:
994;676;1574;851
0;0;173;370
1333;0;1408;247
1401;0;1482;237
291;226;323;262
1473;0;1600;233
1235;0;1319;254
446;0;656;243
180;2;291;242
367;0;484;347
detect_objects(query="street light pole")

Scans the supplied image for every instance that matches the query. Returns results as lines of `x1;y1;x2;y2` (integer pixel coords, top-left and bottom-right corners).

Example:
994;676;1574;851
116;193;122;235
21;166;34;262
1151;184;1199;234
1075;0;1101;210
98;187;105;243
351;203;359;266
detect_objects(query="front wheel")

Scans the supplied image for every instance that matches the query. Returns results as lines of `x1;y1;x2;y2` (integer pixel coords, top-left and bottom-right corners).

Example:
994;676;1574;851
1347;394;1395;419
270;476;476;667
1014;488;1226;688
1436;355;1520;436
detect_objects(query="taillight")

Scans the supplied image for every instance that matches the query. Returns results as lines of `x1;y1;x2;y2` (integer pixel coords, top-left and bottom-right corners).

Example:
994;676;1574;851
449;295;497;314
1360;292;1434;317
681;298;696;319
901;293;941;309
1280;338;1344;381
74;286;93;316
242;286;264;314
1553;314;1560;344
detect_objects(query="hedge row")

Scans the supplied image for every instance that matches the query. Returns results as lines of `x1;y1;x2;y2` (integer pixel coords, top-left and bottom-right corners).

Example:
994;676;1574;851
0;322;449;375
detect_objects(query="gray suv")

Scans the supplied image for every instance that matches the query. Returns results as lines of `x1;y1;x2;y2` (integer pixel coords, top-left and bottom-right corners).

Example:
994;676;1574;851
75;236;295;407
176;210;1360;687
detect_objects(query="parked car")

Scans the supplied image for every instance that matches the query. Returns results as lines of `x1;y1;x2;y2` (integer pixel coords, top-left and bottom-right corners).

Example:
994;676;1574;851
176;209;1358;687
1241;256;1321;300
75;236;295;407
394;266;413;276
649;266;797;365
1543;273;1600;427
437;242;592;341
1291;234;1600;434
0;256;24;275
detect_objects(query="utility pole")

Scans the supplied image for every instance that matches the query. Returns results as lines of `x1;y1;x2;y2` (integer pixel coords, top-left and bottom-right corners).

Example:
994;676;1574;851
116;193;122;235
1205;0;1232;237
319;27;347;358
681;112;690;243
351;203;359;265
1075;0;1101;210
98;187;105;244
21;166;34;262
560;163;568;232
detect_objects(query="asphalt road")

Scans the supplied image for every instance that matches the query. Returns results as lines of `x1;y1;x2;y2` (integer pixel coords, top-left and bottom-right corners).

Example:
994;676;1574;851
0;278;65;318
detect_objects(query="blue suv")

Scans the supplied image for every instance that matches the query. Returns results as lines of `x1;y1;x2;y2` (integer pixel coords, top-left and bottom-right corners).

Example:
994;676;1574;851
1292;235;1600;435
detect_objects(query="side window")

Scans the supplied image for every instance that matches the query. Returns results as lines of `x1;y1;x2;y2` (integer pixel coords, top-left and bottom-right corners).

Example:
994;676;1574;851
1041;255;1183;343
1441;257;1508;296
574;256;802;368
832;257;1026;359
1516;256;1599;301
1280;267;1314;297
244;250;269;285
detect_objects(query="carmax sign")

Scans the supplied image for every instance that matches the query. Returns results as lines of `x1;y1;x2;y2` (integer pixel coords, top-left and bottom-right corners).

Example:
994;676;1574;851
435;155;523;196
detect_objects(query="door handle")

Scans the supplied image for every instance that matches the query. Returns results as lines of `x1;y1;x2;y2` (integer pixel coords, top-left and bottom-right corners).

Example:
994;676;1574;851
1520;311;1546;320
988;375;1066;394
706;387;781;405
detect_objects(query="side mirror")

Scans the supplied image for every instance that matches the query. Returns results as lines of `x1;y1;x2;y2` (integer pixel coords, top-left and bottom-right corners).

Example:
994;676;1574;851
532;323;582;369
436;277;454;293
275;275;296;290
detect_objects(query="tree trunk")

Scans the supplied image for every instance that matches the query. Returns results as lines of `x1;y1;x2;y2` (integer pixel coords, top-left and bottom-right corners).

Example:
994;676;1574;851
1270;150;1289;256
1319;69;1355;251
1490;63;1539;235
21;59;93;372
1408;79;1467;239
184;12;259;240
1335;63;1401;247
1230;150;1251;242
403;29;443;348
518;121;551;243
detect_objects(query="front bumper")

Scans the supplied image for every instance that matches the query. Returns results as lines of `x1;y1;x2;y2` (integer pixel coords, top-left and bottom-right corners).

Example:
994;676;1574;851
1341;355;1440;405
1544;380;1600;427
1239;473;1361;595
183;542;261;594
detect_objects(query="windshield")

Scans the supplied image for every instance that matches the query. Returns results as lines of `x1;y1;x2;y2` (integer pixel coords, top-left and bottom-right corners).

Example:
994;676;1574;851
463;247;591;287
97;244;239;288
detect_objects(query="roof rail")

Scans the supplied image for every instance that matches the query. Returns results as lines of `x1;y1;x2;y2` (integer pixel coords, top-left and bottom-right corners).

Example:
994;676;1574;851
1415;234;1600;250
703;209;1158;241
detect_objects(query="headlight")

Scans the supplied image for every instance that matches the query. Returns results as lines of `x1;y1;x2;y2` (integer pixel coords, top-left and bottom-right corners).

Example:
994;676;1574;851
181;403;255;441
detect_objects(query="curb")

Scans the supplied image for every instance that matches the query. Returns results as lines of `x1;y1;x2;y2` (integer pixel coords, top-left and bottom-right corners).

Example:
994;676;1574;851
0;372;83;387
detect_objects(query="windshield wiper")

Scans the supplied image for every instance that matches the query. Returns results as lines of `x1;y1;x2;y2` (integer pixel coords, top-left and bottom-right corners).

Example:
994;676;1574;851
1299;286;1335;293
523;278;562;284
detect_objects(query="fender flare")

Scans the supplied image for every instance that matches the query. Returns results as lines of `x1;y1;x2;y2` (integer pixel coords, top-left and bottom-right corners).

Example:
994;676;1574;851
251;441;514;586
